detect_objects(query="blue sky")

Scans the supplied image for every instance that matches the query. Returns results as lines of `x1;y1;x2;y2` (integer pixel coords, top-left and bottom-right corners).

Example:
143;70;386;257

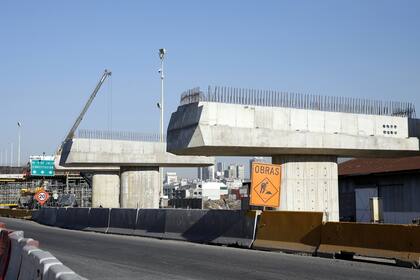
1;1;419;177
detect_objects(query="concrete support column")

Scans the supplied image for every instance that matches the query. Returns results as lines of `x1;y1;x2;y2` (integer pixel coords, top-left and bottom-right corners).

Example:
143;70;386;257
92;173;120;208
272;155;339;221
120;167;160;209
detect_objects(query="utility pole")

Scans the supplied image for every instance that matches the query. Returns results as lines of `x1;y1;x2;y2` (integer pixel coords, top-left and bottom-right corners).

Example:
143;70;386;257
10;143;13;166
158;48;166;203
158;48;166;142
17;121;22;166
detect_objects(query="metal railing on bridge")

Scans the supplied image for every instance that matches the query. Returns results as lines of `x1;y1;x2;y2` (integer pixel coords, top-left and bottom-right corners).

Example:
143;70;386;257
180;86;416;118
76;129;166;142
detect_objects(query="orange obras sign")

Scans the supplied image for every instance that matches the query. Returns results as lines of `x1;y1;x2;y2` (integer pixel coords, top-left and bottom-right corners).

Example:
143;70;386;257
34;189;50;206
250;162;281;208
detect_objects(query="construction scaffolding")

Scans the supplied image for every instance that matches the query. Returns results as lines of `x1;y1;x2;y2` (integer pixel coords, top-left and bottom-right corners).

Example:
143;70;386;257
0;182;24;207
0;175;92;208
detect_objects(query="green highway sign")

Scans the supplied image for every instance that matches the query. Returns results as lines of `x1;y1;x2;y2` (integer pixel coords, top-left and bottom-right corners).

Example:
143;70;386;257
30;158;55;177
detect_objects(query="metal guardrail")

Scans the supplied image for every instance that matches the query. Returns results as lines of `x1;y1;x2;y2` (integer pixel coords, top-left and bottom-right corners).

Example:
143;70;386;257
180;86;416;118
76;129;166;142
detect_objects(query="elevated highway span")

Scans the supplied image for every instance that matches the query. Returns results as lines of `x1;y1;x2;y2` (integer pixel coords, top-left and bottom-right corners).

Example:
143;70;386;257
167;87;420;221
2;217;420;280
57;135;214;209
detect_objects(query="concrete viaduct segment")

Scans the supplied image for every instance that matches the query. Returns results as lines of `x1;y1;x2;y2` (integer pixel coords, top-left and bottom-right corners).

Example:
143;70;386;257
167;86;420;221
58;130;214;209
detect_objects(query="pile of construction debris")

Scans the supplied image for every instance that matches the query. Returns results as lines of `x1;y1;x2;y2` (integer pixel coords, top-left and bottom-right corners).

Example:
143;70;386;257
203;198;241;210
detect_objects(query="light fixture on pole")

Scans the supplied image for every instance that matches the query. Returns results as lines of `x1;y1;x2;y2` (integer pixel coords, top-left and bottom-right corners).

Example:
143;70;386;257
17;121;22;167
158;48;166;203
158;48;166;143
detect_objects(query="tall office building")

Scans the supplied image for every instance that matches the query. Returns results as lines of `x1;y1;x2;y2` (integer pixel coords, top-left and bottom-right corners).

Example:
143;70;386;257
236;165;245;180
197;167;203;180
216;162;225;173
202;165;215;181
225;164;237;179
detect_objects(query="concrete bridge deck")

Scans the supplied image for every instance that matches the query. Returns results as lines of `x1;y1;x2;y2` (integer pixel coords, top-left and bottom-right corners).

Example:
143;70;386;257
167;87;420;221
56;135;214;209
167;99;420;157
60;138;214;167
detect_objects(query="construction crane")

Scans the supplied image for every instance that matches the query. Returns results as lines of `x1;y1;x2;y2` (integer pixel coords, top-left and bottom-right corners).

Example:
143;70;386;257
3;70;112;209
61;69;112;147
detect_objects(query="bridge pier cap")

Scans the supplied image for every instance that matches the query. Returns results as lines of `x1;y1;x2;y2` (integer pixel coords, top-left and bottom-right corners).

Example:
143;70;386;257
167;86;420;158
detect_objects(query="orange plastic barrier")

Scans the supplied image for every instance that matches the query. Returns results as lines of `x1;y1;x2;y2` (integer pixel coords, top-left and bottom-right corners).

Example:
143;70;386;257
253;211;323;255
318;222;420;267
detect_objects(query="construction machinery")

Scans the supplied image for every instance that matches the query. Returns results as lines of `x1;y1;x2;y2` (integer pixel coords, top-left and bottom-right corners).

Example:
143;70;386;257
61;69;112;147
18;185;44;209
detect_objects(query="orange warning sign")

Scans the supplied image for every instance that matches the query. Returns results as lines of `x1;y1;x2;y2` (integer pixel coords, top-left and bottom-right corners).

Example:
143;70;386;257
250;162;281;208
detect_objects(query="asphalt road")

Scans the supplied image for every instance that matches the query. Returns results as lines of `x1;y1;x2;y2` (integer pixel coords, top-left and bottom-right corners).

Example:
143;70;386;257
1;217;420;280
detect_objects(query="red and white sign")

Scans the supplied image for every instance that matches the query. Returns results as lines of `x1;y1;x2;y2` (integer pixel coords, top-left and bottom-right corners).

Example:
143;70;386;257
34;190;50;206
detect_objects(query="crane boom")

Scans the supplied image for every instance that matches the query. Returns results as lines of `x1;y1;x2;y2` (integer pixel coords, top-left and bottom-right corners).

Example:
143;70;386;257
62;69;112;145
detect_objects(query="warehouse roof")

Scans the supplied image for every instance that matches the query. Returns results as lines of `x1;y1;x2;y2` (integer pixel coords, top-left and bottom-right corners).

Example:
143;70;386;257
338;156;420;176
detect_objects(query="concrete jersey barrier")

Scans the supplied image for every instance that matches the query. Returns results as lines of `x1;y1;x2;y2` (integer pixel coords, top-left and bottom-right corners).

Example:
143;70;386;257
38;207;58;226
31;210;40;222
163;209;209;242
28;207;420;269
206;210;258;247
107;208;137;235
55;208;68;228
86;208;110;233
253;211;323;255
1;224;87;279
5;231;27;280
63;208;90;230
318;222;420;267
163;209;258;248
0;228;11;280
134;209;166;239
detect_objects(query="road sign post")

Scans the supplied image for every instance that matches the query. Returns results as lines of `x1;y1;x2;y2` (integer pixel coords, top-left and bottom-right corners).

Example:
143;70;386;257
34;189;50;206
250;162;281;208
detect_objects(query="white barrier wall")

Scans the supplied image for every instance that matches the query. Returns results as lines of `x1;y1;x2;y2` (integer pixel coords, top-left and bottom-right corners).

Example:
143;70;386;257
2;229;87;280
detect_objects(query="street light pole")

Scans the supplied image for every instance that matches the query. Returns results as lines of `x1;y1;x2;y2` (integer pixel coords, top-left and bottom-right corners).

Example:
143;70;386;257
159;48;166;142
158;48;166;203
10;142;13;166
17;121;21;167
